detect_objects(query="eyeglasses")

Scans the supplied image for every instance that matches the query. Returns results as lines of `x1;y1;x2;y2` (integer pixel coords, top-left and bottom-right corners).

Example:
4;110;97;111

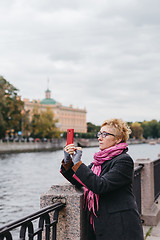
97;131;115;138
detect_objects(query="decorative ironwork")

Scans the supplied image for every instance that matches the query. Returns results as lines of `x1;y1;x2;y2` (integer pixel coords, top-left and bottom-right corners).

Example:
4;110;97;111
0;202;65;240
133;164;144;214
154;158;160;201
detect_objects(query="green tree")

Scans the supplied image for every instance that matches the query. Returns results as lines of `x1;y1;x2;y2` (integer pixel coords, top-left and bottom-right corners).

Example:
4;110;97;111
141;121;152;139
87;122;100;133
141;120;160;139
149;120;159;138
0;76;24;138
158;121;160;138
0;111;6;138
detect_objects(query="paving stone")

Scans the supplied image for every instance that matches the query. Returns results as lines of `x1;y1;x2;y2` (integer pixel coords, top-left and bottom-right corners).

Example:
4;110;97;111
151;227;160;237
147;236;160;240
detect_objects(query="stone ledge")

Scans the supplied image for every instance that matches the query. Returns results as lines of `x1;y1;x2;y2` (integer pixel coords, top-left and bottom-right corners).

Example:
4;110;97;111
40;183;87;240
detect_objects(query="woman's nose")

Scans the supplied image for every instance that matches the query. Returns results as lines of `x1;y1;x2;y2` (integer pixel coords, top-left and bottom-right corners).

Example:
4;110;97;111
98;135;102;140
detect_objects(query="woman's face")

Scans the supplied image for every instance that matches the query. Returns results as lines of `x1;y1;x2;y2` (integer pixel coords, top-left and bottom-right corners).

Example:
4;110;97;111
98;125;121;150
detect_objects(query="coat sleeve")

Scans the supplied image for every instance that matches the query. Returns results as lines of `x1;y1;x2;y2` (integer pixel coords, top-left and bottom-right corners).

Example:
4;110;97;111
72;155;134;195
60;161;94;188
60;163;83;188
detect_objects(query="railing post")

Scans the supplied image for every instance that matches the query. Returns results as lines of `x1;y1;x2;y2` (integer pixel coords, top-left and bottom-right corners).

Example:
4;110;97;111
40;183;87;240
135;158;160;225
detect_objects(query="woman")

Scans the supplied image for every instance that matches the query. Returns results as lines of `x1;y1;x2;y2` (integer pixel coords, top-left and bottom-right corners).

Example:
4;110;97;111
60;118;144;240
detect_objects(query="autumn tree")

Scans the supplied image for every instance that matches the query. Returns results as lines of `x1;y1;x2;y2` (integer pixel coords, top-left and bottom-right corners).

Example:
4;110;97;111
0;76;24;138
21;110;31;137
130;122;143;139
30;108;41;137
30;107;59;138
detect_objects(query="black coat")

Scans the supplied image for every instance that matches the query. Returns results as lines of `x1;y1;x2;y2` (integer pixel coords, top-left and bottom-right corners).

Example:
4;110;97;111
61;151;144;240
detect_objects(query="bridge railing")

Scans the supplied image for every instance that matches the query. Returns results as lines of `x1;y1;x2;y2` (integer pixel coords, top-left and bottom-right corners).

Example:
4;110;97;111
133;164;144;215
154;158;160;201
0;202;65;240
135;157;160;226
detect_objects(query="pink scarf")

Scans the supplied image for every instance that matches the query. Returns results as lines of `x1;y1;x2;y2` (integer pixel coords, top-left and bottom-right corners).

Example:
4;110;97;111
83;142;128;229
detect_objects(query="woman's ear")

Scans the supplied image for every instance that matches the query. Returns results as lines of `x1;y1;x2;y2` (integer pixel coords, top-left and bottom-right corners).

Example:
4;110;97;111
116;138;122;144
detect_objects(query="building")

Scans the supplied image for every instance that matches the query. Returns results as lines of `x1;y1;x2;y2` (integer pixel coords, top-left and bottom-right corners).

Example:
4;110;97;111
23;89;87;133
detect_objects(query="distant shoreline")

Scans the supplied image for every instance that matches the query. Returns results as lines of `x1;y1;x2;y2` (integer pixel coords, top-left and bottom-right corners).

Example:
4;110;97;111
0;138;159;154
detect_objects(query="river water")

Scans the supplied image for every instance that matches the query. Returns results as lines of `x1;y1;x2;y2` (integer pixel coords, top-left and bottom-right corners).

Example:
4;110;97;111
0;143;160;227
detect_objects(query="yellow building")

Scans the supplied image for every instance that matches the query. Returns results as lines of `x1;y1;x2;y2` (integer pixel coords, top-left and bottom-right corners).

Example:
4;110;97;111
23;89;87;133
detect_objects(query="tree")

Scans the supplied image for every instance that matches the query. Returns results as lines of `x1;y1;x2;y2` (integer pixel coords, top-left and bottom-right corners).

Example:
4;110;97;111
130;122;143;139
31;107;59;138
158;121;160;138
149;120;159;138
30;108;41;137
0;111;6;138
0;76;8;137
87;122;100;133
0;76;24;138
21;110;31;137
141;121;152;139
141;120;160;139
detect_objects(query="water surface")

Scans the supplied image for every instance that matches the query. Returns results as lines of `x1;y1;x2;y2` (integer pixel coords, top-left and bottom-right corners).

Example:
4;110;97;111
0;144;160;226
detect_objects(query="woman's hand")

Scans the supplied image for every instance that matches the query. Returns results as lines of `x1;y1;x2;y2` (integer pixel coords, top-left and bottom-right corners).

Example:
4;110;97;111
63;150;71;163
63;145;82;165
72;147;82;165
64;144;75;155
63;144;75;163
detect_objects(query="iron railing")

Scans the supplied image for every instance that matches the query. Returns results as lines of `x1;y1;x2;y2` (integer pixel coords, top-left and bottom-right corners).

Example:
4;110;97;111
154;158;160;201
133;164;144;214
0;202;65;240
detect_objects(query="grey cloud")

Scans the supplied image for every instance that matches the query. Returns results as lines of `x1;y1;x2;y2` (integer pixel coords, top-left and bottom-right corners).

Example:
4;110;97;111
96;0;160;26
49;50;84;62
0;0;160;124
28;0;87;12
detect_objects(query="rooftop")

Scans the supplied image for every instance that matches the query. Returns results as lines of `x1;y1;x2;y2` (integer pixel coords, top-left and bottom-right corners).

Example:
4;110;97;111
40;88;57;105
40;98;56;105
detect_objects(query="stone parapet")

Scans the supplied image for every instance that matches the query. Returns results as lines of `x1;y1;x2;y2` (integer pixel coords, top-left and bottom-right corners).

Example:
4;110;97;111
40;183;87;240
135;158;160;225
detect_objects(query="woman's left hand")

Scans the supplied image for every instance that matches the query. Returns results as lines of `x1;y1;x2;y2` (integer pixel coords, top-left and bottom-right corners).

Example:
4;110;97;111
72;147;82;165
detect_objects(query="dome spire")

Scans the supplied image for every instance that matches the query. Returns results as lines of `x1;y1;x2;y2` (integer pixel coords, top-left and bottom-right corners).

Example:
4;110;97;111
47;78;49;90
41;79;57;105
46;78;51;99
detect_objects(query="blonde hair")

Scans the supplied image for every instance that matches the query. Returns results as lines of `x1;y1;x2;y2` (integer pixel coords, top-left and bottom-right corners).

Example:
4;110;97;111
101;118;131;143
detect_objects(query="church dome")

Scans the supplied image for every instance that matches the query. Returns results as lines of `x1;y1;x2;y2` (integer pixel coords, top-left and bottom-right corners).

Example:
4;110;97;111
40;98;56;105
40;88;57;105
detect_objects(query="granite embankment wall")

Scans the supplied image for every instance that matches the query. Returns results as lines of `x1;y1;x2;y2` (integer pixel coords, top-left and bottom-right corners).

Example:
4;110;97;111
0;138;148;154
0;138;99;154
0;139;66;153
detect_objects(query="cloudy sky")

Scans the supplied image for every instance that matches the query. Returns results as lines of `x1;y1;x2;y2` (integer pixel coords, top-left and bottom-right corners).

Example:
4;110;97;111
0;0;160;125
